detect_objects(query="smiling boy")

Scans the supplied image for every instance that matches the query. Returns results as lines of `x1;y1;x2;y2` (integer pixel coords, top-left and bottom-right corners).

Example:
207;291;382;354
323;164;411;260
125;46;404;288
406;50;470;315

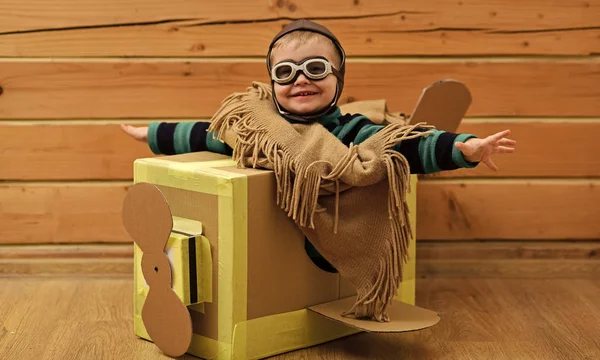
122;19;515;274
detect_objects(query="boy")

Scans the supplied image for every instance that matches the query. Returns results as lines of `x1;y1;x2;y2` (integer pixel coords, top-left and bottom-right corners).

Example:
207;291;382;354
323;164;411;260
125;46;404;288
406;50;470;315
122;19;515;273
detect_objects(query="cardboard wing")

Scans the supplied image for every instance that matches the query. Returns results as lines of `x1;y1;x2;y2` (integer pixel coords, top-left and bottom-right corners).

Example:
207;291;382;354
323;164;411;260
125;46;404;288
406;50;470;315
309;297;440;332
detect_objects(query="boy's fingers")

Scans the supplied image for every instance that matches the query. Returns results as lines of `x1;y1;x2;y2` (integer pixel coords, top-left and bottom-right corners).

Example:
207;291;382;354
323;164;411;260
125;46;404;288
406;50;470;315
121;124;134;134
496;146;515;153
489;129;511;142
498;138;516;146
483;157;498;171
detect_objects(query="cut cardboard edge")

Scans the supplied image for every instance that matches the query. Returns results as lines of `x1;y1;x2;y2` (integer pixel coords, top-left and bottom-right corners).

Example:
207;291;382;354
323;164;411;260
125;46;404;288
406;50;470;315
308;296;440;333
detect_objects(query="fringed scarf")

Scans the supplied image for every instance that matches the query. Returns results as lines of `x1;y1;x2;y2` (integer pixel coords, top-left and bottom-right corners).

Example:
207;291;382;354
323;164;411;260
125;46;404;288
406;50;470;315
208;82;433;322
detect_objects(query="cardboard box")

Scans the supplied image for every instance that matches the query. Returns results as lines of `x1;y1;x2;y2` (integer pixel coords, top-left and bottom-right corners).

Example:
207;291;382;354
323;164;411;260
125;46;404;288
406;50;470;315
129;151;432;359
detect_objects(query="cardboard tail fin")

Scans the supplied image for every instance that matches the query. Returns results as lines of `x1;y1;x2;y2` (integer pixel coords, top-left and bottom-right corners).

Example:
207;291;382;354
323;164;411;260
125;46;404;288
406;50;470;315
408;79;472;132
123;182;193;357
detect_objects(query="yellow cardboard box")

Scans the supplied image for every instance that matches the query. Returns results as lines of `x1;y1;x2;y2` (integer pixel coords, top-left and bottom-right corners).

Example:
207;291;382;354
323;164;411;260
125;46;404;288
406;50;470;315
130;151;427;359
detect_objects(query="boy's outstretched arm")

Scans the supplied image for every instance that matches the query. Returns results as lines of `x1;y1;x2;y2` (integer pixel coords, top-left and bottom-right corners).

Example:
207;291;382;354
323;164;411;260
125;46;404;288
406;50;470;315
388;127;515;173
121;122;232;156
340;114;515;174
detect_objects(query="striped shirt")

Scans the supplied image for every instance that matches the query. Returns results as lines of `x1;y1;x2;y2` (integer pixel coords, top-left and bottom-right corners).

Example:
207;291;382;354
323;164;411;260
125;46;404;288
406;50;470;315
148;106;478;272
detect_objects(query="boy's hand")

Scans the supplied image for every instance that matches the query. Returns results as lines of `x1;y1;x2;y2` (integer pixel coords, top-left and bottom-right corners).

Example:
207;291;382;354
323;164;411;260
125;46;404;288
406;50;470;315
454;129;516;171
121;124;149;142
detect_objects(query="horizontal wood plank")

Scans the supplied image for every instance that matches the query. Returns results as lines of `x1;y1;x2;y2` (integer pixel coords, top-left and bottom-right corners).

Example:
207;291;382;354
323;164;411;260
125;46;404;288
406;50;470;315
0;183;130;244
1;181;598;244
417;180;600;240
1;1;598;56
0;60;599;119
0;122;155;180
3;121;599;180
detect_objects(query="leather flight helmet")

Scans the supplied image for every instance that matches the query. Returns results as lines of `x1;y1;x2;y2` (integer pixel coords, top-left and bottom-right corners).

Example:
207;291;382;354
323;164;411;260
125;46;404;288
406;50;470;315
266;19;346;123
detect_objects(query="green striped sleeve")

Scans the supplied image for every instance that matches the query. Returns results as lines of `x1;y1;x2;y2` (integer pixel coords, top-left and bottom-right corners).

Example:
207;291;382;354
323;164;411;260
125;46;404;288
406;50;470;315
417;129;444;173
173;122;195;154
147;122;161;154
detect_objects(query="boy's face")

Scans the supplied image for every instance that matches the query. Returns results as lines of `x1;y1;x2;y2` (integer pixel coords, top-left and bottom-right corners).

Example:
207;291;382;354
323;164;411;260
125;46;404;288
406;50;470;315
271;40;338;115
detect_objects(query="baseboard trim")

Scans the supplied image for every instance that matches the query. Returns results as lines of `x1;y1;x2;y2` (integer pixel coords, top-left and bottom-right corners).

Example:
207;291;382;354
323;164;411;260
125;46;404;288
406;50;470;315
417;240;600;279
1;241;598;278
0;244;133;276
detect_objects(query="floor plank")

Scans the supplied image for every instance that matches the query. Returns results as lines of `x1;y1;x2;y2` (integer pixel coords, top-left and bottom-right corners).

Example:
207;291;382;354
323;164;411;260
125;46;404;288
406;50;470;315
1;277;599;360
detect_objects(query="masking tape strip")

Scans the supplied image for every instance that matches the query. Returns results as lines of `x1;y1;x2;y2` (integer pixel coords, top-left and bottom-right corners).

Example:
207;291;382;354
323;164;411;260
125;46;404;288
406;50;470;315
231;309;359;360
398;175;417;305
187;334;230;360
217;174;248;356
199;235;213;303
134;158;237;196
172;234;187;304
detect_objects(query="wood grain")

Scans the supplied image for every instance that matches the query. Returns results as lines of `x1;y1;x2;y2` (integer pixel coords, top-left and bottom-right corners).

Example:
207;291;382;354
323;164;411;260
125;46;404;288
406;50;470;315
417;180;600;240
1;181;598;245
3;121;598;180
1;60;599;119
0;183;130;244
0;122;155;180
1;276;599;359
1;1;598;56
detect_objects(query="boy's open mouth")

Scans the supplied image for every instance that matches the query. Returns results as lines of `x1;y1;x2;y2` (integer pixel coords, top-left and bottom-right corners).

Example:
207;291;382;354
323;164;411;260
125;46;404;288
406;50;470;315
291;91;319;97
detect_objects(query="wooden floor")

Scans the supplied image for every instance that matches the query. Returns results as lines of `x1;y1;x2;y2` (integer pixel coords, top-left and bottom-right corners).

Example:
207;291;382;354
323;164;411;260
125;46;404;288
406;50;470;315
1;276;599;360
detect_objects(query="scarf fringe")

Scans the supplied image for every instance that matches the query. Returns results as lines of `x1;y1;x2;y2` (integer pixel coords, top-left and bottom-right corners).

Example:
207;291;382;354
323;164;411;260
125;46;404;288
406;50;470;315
209;82;434;322
341;123;434;322
208;82;325;230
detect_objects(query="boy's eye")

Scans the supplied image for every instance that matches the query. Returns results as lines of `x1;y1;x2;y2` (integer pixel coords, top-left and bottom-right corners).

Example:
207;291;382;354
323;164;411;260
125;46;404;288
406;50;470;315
306;61;326;75
275;65;292;79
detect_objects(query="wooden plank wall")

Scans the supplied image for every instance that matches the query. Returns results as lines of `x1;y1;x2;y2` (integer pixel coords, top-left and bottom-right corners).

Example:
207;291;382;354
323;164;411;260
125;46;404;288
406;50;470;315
1;0;599;276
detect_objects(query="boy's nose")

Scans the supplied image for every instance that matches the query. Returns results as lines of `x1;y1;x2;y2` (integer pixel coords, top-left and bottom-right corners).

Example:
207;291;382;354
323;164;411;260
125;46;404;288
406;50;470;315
294;72;310;85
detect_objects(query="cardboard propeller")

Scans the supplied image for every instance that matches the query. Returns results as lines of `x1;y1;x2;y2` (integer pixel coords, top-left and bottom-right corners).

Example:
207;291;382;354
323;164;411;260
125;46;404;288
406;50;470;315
122;182;193;357
407;79;472;132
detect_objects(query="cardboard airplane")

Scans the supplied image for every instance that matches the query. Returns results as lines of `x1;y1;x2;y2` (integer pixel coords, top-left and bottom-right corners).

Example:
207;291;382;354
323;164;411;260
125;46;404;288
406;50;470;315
122;79;471;357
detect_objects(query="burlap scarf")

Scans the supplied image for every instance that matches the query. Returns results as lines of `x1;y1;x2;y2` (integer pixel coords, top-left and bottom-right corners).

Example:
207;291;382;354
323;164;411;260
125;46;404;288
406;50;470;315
208;82;433;322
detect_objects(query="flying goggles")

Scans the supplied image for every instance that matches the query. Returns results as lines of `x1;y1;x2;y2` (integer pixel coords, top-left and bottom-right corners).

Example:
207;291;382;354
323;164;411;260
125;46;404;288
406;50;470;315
271;57;343;85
